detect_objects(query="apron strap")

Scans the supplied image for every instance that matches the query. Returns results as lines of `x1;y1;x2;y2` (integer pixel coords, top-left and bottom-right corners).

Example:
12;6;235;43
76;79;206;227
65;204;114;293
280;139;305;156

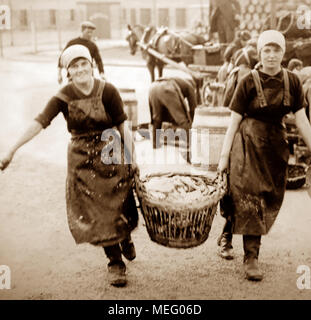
251;69;291;108
96;79;106;98
251;69;268;108
283;68;291;107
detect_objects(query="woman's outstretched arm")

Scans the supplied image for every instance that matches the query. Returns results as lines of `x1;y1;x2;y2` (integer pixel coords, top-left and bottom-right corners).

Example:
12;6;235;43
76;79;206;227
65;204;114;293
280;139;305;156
0;120;43;170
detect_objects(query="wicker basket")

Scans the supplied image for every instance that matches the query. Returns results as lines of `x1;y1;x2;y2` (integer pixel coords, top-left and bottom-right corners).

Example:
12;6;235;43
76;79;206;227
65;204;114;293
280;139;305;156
286;164;307;190
134;172;227;249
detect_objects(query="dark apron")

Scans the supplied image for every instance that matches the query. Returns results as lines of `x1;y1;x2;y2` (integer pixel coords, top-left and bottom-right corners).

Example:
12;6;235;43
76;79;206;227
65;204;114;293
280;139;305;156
221;118;289;235
57;81;138;246
221;70;291;235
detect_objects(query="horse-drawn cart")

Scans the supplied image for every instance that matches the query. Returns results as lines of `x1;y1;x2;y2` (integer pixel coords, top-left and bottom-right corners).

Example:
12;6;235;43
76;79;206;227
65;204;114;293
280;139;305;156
126;24;225;105
138;38;224;106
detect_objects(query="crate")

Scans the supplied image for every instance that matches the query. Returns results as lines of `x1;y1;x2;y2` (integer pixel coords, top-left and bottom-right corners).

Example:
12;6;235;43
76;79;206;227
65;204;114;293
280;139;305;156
192;46;223;66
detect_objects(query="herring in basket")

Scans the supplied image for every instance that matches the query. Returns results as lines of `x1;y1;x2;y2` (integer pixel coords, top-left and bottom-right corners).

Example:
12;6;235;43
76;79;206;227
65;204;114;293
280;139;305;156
135;172;227;249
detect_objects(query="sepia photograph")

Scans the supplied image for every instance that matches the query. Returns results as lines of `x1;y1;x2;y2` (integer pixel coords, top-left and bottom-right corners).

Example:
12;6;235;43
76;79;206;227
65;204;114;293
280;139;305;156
0;0;311;305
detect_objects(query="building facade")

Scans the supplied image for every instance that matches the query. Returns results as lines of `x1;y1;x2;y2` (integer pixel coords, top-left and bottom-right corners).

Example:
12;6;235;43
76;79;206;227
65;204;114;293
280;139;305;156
1;0;310;48
0;0;210;41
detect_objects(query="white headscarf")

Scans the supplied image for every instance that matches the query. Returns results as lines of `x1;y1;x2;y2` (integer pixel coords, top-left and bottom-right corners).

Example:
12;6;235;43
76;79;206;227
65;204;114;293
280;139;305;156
61;45;92;69
257;30;286;54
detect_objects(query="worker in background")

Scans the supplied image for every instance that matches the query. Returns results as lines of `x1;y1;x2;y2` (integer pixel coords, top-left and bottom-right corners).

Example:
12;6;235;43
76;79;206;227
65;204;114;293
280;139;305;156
57;21;105;84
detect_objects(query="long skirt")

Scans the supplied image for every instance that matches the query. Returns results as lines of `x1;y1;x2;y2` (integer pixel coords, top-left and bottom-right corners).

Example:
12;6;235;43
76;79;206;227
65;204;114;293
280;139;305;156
220;118;290;235
66;131;138;246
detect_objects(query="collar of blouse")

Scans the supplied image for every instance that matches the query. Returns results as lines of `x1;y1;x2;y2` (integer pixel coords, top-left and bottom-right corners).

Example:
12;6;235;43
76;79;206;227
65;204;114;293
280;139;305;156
258;69;284;83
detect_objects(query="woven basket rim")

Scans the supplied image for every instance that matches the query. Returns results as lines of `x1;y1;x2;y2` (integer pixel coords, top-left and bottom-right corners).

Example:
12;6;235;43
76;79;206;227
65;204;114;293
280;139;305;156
135;171;226;211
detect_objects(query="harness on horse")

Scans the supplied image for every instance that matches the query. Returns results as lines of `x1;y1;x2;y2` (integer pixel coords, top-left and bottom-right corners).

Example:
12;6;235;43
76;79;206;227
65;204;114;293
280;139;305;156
143;27;179;57
150;27;169;48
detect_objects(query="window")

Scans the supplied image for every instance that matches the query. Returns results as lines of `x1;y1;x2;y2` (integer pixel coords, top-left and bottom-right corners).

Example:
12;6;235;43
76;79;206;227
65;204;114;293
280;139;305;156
122;8;126;23
49;9;56;26
140;8;151;26
158;8;169;27
130;8;136;25
176;8;186;28
70;9;75;21
20;9;28;27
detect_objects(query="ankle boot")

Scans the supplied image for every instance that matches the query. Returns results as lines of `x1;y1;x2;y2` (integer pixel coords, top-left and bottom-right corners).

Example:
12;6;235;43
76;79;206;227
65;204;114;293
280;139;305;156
120;235;136;261
107;260;127;287
217;232;234;260
243;235;263;281
243;257;263;281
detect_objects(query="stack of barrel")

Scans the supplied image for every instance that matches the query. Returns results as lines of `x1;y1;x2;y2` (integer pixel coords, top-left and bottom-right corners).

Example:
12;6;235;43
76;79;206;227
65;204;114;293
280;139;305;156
239;0;271;35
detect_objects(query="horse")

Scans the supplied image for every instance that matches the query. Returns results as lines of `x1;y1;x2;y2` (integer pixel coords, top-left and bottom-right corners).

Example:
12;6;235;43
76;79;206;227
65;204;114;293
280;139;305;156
125;24;145;56
126;24;206;82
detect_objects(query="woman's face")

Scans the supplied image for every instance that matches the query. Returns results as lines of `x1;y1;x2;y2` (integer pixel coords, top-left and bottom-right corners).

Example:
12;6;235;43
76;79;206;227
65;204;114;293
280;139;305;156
68;58;92;84
260;44;284;70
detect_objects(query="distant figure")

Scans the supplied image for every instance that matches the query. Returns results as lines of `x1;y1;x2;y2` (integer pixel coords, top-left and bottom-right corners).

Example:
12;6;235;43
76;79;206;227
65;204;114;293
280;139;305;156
223;30;252;65
57;21;105;84
209;0;241;45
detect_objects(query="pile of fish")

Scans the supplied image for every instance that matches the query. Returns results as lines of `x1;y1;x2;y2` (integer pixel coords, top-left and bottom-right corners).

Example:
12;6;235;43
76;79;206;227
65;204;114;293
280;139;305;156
142;174;216;203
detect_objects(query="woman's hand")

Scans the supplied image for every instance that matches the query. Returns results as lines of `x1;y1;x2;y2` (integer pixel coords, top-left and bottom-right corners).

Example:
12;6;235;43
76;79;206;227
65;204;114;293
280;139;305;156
217;154;229;173
0;151;14;171
131;161;140;176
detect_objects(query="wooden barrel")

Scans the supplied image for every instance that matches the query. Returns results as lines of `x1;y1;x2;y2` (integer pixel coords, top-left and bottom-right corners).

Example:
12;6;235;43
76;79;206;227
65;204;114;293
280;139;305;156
191;106;231;171
119;88;138;130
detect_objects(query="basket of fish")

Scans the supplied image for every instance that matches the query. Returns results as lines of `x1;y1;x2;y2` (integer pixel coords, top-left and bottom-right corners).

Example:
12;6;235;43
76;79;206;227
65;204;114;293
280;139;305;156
134;172;227;248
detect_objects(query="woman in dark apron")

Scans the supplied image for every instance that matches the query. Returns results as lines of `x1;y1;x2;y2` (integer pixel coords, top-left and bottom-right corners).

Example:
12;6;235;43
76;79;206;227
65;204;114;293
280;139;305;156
0;45;138;287
217;30;311;281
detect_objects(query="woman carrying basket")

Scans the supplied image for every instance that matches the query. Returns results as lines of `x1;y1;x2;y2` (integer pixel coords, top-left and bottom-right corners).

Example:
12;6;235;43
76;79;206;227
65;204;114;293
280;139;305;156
0;45;138;287
217;30;311;281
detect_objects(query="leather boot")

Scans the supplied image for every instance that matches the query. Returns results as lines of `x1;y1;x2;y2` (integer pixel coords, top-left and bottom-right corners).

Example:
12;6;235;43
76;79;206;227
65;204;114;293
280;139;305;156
107;260;127;287
103;245;127;287
243;235;263;281
217;232;234;260
120;235;136;261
